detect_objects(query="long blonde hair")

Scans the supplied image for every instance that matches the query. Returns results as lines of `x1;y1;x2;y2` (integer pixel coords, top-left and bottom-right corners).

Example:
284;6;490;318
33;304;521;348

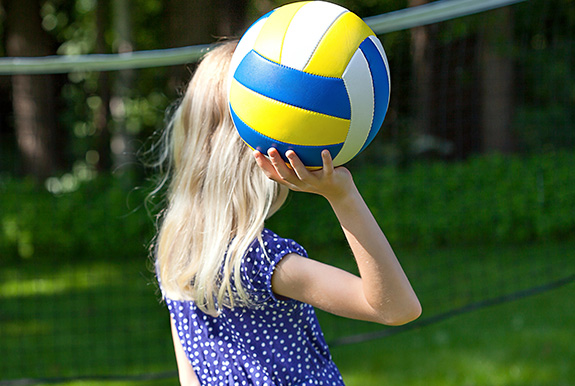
154;41;288;315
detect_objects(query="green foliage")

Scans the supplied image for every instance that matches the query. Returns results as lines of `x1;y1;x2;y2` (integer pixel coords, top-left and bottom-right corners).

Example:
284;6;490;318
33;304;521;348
0;175;154;263
512;1;575;152
514;104;575;153
34;0;170;176
2;152;574;263
269;151;575;248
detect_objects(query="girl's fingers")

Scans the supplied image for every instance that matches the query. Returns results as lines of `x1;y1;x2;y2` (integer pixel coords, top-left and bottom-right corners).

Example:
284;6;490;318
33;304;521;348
321;150;334;175
267;148;296;182
253;150;276;179
257;148;342;196
255;149;295;188
285;150;308;181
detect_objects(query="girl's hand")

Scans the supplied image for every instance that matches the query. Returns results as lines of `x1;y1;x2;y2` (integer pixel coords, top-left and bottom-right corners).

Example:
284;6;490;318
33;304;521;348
254;148;355;203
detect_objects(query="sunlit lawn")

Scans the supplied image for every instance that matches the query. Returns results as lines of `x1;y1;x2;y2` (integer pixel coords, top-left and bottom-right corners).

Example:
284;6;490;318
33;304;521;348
25;281;575;386
333;281;574;386
1;241;573;385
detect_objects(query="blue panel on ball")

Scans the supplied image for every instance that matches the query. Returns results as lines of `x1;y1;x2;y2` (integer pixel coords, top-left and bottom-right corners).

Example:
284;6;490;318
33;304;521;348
230;104;344;167
358;38;390;152
233;50;351;120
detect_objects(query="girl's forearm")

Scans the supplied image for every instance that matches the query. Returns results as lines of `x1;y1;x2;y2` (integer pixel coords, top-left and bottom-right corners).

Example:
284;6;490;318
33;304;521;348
327;188;422;325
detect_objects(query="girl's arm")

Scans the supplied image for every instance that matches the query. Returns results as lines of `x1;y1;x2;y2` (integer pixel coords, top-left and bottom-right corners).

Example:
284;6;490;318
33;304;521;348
255;148;421;325
170;315;200;386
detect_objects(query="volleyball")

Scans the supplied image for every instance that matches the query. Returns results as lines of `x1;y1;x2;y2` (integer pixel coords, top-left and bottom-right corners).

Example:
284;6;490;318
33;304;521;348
228;1;391;168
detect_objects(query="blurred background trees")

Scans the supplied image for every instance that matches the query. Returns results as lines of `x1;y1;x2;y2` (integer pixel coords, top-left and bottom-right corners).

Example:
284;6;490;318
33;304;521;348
3;0;64;179
0;0;574;182
1;1;574;381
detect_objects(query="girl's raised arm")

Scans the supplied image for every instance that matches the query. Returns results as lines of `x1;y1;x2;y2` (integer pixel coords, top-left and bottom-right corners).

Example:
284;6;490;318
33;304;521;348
255;148;421;325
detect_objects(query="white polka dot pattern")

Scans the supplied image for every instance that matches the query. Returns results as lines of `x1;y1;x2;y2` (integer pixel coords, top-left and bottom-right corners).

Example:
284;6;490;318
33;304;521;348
164;229;344;385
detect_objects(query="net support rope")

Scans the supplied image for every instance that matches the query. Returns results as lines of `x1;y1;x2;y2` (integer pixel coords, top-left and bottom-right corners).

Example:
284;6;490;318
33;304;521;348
329;273;575;347
0;0;526;75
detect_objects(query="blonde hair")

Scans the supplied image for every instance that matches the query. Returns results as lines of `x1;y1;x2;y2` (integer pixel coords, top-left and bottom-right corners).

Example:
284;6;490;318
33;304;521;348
154;41;288;315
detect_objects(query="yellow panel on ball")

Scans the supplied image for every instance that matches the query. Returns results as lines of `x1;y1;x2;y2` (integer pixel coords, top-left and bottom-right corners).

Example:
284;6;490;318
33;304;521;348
304;11;374;77
229;78;350;146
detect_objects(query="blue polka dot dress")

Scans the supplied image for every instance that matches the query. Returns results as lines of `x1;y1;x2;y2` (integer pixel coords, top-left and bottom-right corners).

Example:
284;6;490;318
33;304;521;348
163;229;345;385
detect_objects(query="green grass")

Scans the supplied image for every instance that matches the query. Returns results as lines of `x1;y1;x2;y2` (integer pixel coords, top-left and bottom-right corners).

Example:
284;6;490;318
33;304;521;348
1;241;573;385
332;281;575;386
0;259;175;380
15;281;574;386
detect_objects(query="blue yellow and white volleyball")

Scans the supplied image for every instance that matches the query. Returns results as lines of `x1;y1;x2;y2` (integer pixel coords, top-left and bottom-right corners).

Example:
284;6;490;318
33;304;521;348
228;1;391;168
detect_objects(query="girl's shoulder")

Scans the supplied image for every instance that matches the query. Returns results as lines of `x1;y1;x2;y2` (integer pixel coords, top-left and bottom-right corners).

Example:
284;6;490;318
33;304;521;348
239;229;307;299
259;228;308;259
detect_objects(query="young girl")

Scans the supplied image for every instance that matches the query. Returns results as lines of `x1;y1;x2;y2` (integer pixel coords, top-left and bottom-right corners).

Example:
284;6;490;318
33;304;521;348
154;40;421;386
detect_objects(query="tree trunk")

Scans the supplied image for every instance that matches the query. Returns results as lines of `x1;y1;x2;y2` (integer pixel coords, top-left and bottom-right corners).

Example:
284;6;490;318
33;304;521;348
215;0;248;37
110;0;135;178
479;7;515;153
164;0;248;89
409;0;433;140
0;75;13;173
5;0;62;180
164;0;214;90
94;0;112;172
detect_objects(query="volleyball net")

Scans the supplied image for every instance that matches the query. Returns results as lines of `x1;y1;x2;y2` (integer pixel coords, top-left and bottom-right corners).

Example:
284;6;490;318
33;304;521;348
0;0;524;75
1;0;574;384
